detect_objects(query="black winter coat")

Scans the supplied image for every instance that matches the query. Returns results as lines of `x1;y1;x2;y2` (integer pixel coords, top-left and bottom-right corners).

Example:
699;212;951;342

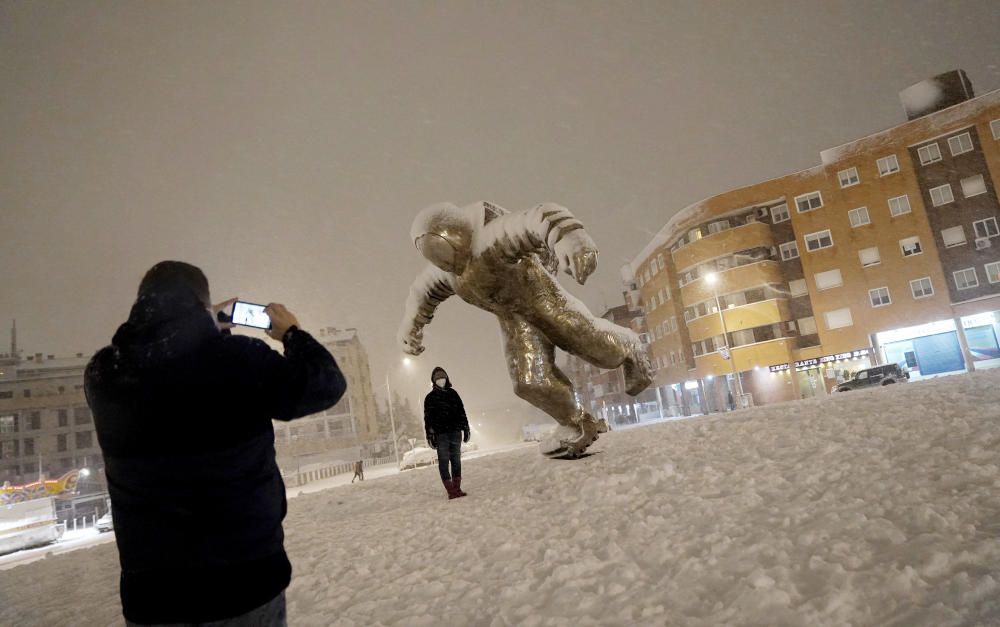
85;291;345;624
423;381;469;439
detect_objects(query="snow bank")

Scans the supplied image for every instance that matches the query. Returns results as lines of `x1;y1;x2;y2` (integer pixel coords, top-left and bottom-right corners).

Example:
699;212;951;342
5;370;1000;625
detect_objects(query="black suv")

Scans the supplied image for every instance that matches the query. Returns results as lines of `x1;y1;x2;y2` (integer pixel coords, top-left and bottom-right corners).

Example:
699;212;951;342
835;364;909;392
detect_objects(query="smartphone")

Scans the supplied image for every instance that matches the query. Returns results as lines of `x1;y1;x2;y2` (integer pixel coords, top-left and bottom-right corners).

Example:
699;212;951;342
230;300;271;330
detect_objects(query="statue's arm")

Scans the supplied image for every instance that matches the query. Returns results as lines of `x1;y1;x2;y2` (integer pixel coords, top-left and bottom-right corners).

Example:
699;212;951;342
397;265;458;355
476;202;599;284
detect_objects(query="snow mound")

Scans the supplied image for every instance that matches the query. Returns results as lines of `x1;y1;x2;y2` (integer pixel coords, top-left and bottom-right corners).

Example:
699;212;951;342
5;370;1000;625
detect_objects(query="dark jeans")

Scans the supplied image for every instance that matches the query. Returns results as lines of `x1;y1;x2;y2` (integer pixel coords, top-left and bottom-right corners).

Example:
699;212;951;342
126;591;286;627
435;431;463;481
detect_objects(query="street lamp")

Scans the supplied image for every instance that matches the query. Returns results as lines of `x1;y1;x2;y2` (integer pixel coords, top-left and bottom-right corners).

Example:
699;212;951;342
384;357;413;467
704;272;745;408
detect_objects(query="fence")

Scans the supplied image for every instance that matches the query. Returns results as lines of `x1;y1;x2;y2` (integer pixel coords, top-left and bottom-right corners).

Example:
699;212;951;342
281;455;395;487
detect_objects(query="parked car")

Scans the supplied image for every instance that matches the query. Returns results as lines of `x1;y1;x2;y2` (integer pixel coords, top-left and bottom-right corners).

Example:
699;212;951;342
835;364;909;392
96;511;113;533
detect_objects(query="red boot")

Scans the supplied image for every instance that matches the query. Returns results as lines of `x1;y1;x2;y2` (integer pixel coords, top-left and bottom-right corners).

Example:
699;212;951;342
443;479;459;499
453;476;467;497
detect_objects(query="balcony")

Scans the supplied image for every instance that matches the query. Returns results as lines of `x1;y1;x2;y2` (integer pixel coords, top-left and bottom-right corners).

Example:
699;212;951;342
681;260;785;305
686;299;791;343
693;337;797;378
673;221;773;271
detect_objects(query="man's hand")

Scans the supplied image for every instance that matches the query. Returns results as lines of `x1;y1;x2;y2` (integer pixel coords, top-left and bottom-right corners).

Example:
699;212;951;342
553;229;598;285
211;298;238;331
463;429;470;443
427;434;437;448
265;303;300;341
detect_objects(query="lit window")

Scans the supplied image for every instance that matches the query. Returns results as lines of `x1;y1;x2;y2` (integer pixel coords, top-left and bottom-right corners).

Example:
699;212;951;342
858;247;881;267
770;204;790;223
838;167;860;188
814;269;843;290
974;217;1000;239
917;142;942;165
910;277;934;299
848;206;870;227
954;267;979;290
888;195;911;217
929;184;955;207
869;287;891;307
804;229;833;252
961;174;987;198
986;262;1000;284
823;307;853;330
941;226;967;248
795;192;823;213
992;119;1000;140
876;154;900;176
779;241;799;261
947;132;974;156
900;236;922;257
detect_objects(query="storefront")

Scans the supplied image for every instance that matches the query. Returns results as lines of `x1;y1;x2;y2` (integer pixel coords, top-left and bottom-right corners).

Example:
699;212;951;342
767;348;873;398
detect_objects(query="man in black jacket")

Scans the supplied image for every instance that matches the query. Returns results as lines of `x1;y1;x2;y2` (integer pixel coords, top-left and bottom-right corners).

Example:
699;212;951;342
85;261;346;625
423;366;470;499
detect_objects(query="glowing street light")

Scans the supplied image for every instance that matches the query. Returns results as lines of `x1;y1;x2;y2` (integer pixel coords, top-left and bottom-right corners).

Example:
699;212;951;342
704;272;745;407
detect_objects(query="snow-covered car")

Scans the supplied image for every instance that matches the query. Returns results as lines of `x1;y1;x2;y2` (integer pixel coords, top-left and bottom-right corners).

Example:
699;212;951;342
95;512;113;533
836;364;909;392
399;442;479;471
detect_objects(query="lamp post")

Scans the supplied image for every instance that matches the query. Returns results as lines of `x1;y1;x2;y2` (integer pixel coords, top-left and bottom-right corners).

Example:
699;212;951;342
705;272;744;408
383;357;413;467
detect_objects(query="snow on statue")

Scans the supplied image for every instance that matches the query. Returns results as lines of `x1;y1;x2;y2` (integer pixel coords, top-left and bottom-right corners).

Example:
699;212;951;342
398;201;653;458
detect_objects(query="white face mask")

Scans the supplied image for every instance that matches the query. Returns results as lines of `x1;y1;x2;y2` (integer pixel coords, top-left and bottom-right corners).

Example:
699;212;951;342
435;378;447;388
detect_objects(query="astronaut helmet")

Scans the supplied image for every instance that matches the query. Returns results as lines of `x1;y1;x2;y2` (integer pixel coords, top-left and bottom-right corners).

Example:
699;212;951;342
410;202;475;274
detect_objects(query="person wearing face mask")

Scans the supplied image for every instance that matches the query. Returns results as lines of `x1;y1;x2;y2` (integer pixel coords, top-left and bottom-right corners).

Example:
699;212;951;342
423;366;471;499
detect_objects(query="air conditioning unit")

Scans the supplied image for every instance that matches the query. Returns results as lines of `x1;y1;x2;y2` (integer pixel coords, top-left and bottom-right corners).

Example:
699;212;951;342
976;237;992;250
755;207;769;219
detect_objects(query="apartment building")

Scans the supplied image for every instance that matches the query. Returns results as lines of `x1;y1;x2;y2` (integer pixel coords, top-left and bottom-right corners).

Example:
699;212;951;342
0;324;101;487
272;326;379;457
630;70;1000;413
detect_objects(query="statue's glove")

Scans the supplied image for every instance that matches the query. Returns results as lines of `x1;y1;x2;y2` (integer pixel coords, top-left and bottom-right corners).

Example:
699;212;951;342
399;325;425;356
553;229;598;285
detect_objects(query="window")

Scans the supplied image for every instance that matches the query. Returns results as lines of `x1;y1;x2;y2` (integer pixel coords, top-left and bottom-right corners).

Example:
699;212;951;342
961;174;987;198
657;254;665;271
75;431;93;450
798;316;818;335
899;236;922;257
795;191;823;213
992;119;1000;140
73;406;92;425
28;412;40;430
848;206;870;227
660;287;670;304
23;389;31;398
814;269;843;290
929;184;955;207
770;204;790;223
917;142;942;165
823;308;854;330
974;217;1000;239
869;287;891;308
859;247;881;267
954;267;979;290
58;409;68;427
24;438;34;457
0;440;17;460
986;262;1000;284
708;220;730;234
788;278;807;297
877;154;900;176
838;167;860;188
0;415;16;434
888;195;911;217
910;277;934;299
0;391;10;399
941;226;967;248
57;434;67;452
804;230;833;252
779;241;799;261
948;132;974;156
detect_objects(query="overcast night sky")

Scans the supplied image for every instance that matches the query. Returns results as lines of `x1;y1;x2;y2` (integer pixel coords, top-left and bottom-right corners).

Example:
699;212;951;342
2;1;1000;416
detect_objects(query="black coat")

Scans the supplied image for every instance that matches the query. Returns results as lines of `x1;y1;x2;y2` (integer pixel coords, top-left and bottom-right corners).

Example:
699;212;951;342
85;291;345;624
423;380;469;439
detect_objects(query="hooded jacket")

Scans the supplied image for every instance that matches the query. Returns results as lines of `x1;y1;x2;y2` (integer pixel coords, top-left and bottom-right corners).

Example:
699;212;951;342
84;285;346;623
423;367;469;439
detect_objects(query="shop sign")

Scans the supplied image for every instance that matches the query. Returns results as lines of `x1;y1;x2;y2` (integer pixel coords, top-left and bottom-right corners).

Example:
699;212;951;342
768;348;870;373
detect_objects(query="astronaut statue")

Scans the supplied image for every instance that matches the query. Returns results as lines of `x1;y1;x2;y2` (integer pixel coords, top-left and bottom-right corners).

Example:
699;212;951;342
398;201;653;459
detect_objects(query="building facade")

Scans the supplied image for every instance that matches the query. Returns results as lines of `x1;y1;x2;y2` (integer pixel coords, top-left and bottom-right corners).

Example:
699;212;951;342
630;71;1000;413
272;326;379;458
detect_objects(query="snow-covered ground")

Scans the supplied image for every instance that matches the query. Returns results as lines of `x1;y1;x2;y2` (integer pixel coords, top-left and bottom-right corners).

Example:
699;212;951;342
5;370;1000;626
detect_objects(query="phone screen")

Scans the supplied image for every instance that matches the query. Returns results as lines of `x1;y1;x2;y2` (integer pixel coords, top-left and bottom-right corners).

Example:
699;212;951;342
231;301;271;329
